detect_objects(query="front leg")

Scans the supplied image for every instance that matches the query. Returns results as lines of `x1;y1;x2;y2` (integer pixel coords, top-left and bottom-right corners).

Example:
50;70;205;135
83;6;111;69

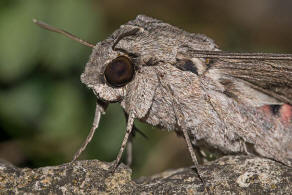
72;101;107;162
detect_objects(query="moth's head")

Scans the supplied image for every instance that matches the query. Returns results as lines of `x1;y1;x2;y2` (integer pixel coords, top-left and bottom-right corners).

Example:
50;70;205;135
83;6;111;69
34;15;217;104
80;42;136;102
81;15;177;103
81;15;217;103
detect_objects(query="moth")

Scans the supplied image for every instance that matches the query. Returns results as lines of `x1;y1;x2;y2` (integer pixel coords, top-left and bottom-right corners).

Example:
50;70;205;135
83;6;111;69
33;15;292;173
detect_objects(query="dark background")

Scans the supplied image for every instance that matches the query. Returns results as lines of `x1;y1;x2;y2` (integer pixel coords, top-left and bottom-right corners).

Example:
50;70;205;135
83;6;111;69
0;0;291;178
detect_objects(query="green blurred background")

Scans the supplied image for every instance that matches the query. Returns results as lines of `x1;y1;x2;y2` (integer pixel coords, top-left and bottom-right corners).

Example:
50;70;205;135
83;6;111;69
0;0;292;178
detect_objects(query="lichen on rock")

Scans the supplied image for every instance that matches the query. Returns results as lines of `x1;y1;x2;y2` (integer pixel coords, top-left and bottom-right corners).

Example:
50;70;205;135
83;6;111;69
0;155;291;194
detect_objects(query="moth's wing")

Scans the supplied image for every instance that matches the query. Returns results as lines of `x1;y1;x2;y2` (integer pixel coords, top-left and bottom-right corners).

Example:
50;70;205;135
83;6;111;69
210;58;292;105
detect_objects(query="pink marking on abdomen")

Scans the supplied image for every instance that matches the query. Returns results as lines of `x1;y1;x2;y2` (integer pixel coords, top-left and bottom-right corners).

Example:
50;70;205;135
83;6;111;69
258;104;292;125
279;104;292;124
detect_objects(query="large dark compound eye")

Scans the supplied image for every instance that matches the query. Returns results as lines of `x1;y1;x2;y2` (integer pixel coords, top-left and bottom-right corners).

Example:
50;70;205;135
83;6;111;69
104;56;135;87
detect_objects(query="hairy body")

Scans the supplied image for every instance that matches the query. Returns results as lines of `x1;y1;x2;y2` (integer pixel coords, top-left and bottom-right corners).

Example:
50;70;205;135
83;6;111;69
80;15;292;167
34;15;292;169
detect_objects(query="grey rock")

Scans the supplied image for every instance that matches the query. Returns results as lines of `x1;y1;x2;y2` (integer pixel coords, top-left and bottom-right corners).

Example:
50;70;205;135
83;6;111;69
0;155;291;194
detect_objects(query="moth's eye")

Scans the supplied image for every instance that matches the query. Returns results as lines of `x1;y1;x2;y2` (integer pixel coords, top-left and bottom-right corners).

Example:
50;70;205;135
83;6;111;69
104;56;135;87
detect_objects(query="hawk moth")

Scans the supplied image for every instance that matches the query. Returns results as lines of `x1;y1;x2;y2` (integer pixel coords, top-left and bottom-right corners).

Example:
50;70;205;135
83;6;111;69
34;15;292;172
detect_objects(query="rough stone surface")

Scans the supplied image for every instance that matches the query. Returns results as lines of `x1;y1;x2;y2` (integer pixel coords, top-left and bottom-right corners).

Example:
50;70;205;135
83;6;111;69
0;155;291;194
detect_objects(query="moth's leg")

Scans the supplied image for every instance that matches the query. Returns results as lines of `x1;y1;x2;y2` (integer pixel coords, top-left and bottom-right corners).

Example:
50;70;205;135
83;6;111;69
111;112;135;171
124;111;148;167
123;111;135;167
165;84;207;188
175;130;204;164
71;103;104;162
163;84;199;167
174;106;207;187
180;117;200;168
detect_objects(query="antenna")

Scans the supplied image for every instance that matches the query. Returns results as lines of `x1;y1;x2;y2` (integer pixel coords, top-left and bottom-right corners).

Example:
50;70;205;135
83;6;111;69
33;19;95;48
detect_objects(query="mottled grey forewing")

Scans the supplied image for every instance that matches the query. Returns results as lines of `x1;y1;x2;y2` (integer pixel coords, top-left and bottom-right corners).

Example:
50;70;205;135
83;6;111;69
211;58;292;105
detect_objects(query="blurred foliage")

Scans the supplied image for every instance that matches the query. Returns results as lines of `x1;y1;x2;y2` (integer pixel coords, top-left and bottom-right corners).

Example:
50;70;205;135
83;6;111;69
0;0;104;166
0;0;292;178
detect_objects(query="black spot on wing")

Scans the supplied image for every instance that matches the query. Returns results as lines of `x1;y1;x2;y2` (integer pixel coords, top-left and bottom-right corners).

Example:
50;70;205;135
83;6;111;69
175;59;198;75
270;105;281;115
